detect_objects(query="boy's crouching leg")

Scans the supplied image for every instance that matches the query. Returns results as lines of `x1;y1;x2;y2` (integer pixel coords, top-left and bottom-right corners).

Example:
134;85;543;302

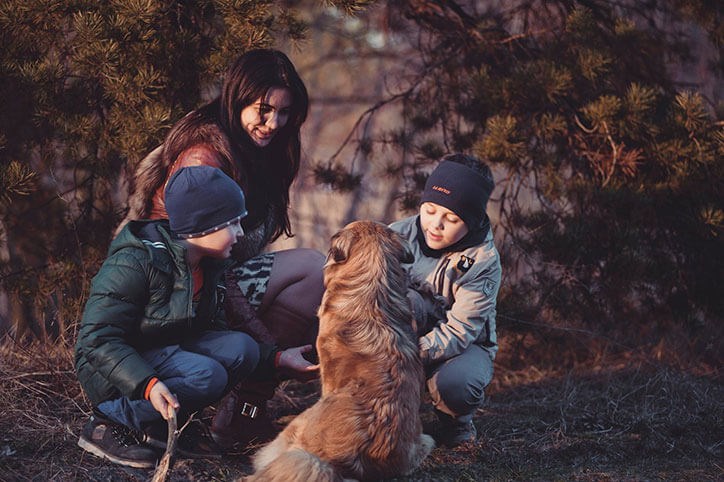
426;344;493;447
181;330;261;395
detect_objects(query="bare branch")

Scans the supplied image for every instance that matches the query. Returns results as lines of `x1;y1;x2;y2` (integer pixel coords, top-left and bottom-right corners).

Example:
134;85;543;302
601;121;619;188
326;90;411;163
150;408;178;482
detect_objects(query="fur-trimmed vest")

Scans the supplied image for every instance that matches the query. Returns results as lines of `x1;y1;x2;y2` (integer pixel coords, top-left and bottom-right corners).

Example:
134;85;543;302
117;109;279;262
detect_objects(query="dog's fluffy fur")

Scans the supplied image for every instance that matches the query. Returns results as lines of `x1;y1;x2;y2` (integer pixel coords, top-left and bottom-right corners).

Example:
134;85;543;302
248;221;435;481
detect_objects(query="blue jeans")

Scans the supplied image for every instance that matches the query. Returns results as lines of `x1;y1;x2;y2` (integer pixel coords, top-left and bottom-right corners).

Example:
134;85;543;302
97;330;259;431
426;344;494;420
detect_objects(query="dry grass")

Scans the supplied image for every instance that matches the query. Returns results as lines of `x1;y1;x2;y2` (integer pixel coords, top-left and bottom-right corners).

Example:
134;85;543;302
0;332;721;482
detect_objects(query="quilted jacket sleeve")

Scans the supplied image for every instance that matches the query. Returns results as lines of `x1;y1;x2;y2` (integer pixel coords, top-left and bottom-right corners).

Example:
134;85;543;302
77;248;157;400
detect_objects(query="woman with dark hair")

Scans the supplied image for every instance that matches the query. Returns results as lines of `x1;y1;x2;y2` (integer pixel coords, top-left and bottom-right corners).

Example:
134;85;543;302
118;49;324;448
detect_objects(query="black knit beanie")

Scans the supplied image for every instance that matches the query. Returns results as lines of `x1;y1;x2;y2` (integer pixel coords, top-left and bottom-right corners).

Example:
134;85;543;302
165;166;247;238
420;160;494;229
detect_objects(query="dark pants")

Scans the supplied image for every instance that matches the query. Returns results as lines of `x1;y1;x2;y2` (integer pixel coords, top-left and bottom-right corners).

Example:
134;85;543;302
426;344;494;420
97;330;259;431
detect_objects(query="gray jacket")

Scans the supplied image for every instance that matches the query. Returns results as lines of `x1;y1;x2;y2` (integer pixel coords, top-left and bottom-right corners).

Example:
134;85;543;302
390;215;501;364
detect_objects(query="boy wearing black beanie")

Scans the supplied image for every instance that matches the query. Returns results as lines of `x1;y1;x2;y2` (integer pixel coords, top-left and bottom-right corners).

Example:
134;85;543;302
75;166;317;468
390;153;501;447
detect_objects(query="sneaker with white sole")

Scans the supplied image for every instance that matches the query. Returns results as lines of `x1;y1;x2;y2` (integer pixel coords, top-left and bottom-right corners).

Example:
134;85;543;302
78;415;158;469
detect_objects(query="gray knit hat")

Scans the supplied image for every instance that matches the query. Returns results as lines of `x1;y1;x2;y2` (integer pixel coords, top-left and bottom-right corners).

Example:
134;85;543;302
164;166;247;238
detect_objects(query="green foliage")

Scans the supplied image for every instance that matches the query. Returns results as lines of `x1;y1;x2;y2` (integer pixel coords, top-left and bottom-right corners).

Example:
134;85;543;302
0;0;371;341
476;115;526;165
346;1;723;340
313;163;363;191
1;0;721;346
0;161;36;206
324;0;378;15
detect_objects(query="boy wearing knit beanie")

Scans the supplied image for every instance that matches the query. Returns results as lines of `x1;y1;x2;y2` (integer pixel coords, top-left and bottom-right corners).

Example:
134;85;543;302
390;153;501;447
75;166;317;468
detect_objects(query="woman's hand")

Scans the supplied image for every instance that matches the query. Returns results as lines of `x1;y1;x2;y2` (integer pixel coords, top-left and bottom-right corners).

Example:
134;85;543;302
276;344;319;381
148;381;180;420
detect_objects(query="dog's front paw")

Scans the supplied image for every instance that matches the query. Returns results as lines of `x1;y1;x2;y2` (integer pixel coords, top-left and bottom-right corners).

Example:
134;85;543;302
421;433;436;453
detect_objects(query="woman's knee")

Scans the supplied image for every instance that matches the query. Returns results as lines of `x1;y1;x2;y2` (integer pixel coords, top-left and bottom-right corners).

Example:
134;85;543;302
292;248;325;294
271;249;325;284
266;248;325;312
292;247;326;268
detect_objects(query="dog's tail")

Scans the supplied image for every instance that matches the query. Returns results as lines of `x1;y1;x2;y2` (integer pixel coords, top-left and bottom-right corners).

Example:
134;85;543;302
247;448;345;482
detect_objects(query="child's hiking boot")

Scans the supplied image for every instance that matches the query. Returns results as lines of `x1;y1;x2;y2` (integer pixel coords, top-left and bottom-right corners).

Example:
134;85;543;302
143;418;223;459
77;414;158;469
436;411;477;447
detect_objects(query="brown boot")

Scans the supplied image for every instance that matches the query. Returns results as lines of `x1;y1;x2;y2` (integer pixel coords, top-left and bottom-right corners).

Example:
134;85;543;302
210;382;277;449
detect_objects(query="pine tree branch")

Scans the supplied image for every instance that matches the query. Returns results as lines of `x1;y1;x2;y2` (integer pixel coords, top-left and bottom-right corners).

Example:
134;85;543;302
499;28;551;44
574;114;596;134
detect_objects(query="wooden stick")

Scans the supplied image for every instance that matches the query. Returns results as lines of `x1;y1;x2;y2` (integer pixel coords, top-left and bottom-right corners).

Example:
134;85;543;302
150;408;178;482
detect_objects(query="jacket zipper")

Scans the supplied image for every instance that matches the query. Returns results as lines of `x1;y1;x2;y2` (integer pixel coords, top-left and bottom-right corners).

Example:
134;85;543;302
187;267;195;327
434;255;451;295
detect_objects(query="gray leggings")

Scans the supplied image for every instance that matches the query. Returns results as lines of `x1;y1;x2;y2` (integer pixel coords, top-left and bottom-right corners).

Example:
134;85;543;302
426;343;494;418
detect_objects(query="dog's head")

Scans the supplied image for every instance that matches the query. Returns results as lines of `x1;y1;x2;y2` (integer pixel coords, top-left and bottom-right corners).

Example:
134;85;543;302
326;221;413;270
322;220;417;337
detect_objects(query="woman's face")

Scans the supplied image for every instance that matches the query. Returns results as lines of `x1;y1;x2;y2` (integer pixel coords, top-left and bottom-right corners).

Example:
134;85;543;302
419;202;469;250
240;87;293;147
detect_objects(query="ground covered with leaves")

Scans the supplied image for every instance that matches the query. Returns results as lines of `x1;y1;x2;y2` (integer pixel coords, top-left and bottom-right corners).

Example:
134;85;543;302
0;334;721;481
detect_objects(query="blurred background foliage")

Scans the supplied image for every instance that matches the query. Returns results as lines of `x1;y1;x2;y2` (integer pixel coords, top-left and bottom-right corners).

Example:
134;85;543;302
0;1;721;366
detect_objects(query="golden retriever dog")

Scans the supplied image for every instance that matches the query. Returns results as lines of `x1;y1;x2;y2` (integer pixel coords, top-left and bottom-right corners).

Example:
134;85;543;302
247;221;435;482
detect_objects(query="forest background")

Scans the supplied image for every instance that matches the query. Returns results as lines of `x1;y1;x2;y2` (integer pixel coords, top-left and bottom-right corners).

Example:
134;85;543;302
0;1;721;480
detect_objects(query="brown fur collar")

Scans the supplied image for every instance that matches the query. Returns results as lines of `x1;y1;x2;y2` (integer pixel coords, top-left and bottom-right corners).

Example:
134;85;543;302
117;109;236;236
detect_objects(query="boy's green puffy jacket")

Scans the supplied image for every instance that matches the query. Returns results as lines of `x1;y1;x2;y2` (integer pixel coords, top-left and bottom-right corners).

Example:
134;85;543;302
74;220;229;407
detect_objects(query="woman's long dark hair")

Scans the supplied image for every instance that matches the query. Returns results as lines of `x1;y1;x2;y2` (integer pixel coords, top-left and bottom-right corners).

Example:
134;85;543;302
218;49;309;240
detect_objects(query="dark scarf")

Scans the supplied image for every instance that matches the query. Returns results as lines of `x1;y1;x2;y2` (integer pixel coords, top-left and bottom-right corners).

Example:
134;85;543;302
229;128;282;235
415;215;490;258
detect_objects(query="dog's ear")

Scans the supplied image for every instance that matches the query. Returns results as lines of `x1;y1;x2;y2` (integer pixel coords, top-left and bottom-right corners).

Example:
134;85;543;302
327;245;347;264
326;228;354;266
